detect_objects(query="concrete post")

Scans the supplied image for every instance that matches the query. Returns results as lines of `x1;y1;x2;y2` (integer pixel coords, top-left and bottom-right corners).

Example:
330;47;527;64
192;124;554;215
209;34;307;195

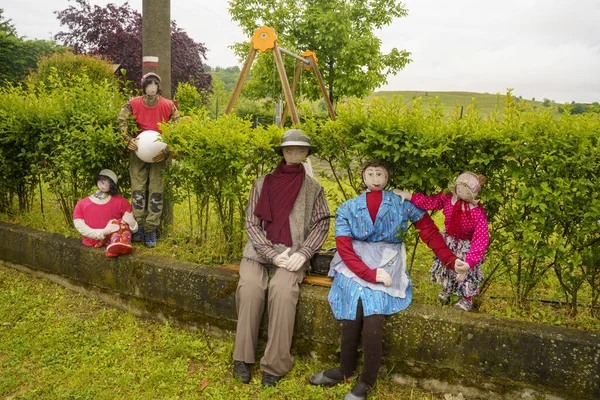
142;0;172;99
142;0;173;229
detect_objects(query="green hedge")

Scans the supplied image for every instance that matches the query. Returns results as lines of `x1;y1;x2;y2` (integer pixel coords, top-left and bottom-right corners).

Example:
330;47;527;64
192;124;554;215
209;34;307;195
0;54;127;224
1;58;599;316
160;111;283;254
303;93;600;314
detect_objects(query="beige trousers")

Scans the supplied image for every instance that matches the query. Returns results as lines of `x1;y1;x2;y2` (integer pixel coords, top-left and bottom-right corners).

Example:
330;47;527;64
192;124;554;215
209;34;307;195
233;257;307;376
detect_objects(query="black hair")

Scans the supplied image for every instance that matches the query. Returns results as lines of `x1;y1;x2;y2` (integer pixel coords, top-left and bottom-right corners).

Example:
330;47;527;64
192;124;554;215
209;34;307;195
142;77;162;96
95;175;119;195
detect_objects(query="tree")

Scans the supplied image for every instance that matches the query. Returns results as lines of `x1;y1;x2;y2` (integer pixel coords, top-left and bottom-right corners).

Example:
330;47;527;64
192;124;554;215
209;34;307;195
54;0;211;95
0;9;16;36
228;0;411;103
206;65;241;91
0;9;64;86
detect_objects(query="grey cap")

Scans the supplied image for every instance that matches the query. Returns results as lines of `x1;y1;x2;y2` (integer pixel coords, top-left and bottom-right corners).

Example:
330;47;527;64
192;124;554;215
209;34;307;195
274;129;317;156
99;169;118;185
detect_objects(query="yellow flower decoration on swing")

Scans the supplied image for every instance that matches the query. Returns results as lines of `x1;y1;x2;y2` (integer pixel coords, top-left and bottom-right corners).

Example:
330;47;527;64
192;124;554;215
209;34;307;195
252;26;277;53
301;50;317;70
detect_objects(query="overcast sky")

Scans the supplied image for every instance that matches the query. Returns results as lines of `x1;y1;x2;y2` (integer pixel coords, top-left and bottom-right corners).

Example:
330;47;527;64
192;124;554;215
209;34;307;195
3;0;599;103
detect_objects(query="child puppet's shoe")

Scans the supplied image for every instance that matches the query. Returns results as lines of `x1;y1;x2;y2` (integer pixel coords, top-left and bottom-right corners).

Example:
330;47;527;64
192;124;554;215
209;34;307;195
453;297;473;312
437;291;451;305
106;242;133;256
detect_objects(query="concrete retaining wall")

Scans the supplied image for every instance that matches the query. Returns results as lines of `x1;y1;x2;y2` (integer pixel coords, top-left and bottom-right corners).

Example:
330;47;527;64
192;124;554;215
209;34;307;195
0;222;598;399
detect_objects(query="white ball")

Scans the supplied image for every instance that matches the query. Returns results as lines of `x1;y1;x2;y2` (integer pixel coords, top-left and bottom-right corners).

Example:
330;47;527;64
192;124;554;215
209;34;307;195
135;130;167;163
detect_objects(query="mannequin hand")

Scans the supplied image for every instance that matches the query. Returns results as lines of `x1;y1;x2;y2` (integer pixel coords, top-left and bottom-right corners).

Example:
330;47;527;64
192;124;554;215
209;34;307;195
102;220;120;236
273;248;292;268
152;148;169;163
122;212;136;228
454;259;470;282
392;189;412;202
375;268;392;287
127;138;138;151
287;253;307;272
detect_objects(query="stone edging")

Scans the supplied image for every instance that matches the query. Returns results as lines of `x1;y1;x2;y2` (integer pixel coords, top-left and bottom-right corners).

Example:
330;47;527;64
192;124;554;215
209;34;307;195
0;222;598;399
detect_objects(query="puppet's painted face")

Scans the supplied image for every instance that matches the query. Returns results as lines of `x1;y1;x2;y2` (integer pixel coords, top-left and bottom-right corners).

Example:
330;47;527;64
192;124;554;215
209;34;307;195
145;81;159;96
363;166;388;191
456;184;474;202
97;177;112;193
283;146;309;165
454;173;480;203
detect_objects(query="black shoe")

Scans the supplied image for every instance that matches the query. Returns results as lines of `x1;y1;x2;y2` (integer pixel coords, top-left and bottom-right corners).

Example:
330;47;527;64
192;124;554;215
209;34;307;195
261;371;282;387
233;360;251;384
144;229;157;248
344;381;371;400
309;369;344;386
132;227;144;242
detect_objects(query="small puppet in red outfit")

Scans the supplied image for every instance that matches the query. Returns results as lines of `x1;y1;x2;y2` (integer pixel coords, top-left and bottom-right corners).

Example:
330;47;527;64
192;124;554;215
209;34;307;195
73;169;138;257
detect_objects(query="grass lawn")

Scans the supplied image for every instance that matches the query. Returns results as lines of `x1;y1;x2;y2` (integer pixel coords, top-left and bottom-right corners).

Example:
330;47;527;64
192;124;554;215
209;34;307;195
368;90;560;118
0;265;450;399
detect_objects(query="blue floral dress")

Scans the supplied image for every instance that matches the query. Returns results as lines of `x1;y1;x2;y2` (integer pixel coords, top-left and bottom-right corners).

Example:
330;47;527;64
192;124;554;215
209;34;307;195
327;190;425;320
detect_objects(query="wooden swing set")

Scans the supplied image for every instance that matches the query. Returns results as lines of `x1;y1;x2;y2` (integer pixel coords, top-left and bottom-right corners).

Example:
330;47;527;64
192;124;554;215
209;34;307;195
224;26;336;126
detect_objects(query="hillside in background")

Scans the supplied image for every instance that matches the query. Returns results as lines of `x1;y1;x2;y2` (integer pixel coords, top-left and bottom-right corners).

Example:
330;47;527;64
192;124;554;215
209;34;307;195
370;90;558;117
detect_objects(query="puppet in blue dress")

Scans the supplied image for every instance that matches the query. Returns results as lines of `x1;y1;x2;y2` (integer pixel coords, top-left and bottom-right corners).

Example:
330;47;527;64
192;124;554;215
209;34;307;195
308;161;467;399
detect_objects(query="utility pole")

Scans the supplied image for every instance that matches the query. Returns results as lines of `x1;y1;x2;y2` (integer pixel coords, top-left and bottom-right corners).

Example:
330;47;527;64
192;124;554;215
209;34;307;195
142;0;173;229
142;0;172;99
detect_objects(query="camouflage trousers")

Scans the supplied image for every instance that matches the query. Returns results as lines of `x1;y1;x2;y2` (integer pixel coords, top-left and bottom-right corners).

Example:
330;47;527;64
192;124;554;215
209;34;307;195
129;152;168;232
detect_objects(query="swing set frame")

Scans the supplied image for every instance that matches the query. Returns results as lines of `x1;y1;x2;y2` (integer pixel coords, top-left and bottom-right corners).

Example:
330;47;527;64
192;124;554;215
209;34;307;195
224;26;336;126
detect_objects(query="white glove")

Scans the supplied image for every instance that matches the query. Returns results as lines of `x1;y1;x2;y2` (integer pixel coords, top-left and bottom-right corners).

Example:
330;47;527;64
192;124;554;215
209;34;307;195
122;212;137;228
102;220;120;236
375;268;392;287
454;259;470;282
273;248;292;268
287;253;307;272
392;189;412;202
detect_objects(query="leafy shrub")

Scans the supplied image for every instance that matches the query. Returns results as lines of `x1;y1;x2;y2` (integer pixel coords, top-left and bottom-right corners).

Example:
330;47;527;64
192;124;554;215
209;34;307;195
26;52;116;91
161;111;282;255
303;91;600;314
0;53;127;222
174;82;203;116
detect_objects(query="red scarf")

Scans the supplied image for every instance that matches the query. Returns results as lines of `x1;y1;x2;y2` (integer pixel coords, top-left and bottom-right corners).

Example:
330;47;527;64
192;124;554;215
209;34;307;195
254;161;305;246
447;199;473;239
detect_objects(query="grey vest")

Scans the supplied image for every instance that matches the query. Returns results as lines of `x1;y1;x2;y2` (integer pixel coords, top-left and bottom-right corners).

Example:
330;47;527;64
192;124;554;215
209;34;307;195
243;174;323;264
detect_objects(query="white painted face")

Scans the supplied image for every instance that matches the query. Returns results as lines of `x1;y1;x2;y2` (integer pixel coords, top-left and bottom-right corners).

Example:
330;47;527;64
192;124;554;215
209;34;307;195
363;166;388;191
97;177;112;193
282;146;309;165
145;81;158;96
456;183;475;202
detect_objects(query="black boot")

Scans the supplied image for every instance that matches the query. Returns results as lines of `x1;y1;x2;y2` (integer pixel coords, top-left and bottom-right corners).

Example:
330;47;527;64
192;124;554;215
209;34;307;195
344;381;371;400
233;360;251;384
261;371;283;387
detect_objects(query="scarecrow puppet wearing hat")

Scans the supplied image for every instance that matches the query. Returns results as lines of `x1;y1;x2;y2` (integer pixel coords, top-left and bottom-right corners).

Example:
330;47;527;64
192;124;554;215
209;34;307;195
118;72;181;248
73;169;138;257
233;129;330;387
